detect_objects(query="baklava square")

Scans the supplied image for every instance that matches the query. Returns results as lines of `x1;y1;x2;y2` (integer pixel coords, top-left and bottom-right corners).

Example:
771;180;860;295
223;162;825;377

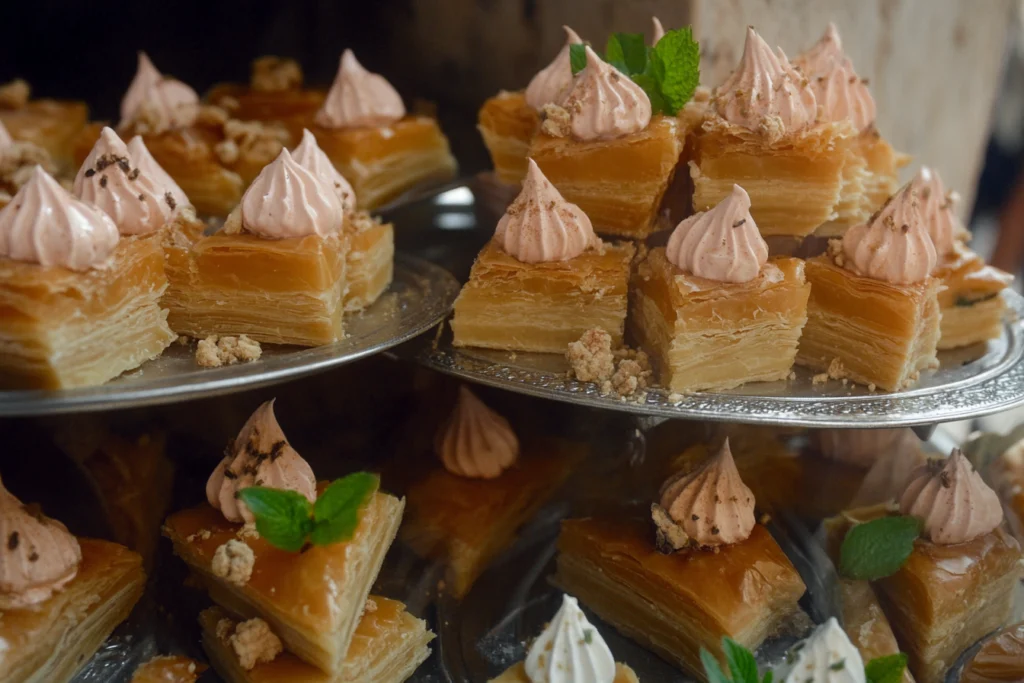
478;91;539;186
934;244;1011;350
344;211;394;312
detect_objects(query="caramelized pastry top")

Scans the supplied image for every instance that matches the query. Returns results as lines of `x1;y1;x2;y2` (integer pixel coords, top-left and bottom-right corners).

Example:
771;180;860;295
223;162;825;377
910;166;962;259
841;182;936;284
665;184;767;283
73;127;176;235
206;399;317;524
563;46;651;142
651;16;666;45
794;23;876;132
292;128;355;214
524;25;583;111
494;159;597;263
900;449;1003;545
0;166;119;271
315;50;405;129
120;52;199;133
0;476;82;610
714;27;817;138
524;594;616;683
127;135;190;211
777;617;865;683
434;385;519;479
0;119;11;148
239;148;343;239
655;438;756;548
961;621;1024;683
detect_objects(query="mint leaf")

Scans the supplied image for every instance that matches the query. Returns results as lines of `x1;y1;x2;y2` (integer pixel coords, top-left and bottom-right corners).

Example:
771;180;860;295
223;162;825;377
604;34;629;74
236;487;314;552
651;26;700;114
840;516;922;581
865;654;908;683
700;648;730;683
631;72;668;114
723;638;759;683
606;32;648;75
762;672;773;683
570;44;587;75
309;472;379;546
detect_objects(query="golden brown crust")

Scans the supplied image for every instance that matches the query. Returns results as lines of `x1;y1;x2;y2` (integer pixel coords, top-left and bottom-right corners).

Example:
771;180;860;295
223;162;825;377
839;580;916;682
344;213;394;311
490;661;639;683
131;655;207;683
934;245;1011;350
478;91;539;185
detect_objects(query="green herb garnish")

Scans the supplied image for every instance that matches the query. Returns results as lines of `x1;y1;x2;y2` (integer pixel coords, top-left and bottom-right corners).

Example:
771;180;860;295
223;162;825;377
865;653;909;683
569;43;588;76
701;638;908;683
839;515;922;581
236;472;379;552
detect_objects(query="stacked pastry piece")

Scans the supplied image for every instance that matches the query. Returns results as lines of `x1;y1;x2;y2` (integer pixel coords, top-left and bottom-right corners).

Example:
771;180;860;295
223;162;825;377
163;400;432;683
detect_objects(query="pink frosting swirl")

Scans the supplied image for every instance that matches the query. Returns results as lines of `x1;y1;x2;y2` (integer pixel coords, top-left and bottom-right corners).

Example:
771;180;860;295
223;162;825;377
899;449;1003;545
794;23;876;132
842;182;936;284
126;135;190;211
73;127;176;235
563;46;652;141
666;184;768;283
120;52;162;123
434;386;520;479
655;439;756;548
0;476;82;610
714;27;817;137
314;50;406;129
909;166;961;259
651;17;666;45
0;119;12;149
292;129;356;214
240;148;343;239
494;159;598;263
0;166;120;271
206;400;318;525
119;52;199;132
524;26;584;110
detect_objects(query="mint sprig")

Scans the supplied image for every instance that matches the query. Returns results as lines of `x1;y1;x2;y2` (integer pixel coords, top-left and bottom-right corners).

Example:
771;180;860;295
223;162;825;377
236;472;379;552
570;28;700;116
865;654;909;683
701;638;907;683
839;516;922;581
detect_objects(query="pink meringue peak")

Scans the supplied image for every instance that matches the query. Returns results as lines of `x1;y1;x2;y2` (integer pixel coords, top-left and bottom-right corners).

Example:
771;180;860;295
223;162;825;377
119;52;199;132
666;184;768;283
795;23;876;132
494;159;598;263
240;148;344;239
651;17;666;45
435;386;520;479
315;50;406;130
841;182;936;284
524;25;584;110
910;166;962;259
0;166;120;271
899;449;1003;545
0;119;12;149
127;135;190;211
0;476;82;610
654;439;756;549
292;129;356;213
73;127;176;235
714;27;817;137
563;46;652;141
206;400;318;525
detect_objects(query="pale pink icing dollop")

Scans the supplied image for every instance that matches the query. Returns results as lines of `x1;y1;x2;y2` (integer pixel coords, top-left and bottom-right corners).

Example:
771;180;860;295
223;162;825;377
434;386;520;479
714;27;817;137
314;50;406;129
0;166;120;271
119;53;199;132
563;46;652;142
73;127;175;235
665;184;768;283
524;26;584;110
842;182;937;284
794;23;876;132
240;148;343;239
120;52;163;123
909;166;962;259
494;159;598;263
651;17;666;45
126;135;190;211
292;129;356;214
655;439;756;548
899;449;1003;545
814;428;920;468
850;441;928;508
206;400;318;525
0;476;82;610
0;119;12;149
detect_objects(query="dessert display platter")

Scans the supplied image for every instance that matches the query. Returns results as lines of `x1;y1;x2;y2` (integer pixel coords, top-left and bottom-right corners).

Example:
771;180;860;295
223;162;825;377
0;253;459;416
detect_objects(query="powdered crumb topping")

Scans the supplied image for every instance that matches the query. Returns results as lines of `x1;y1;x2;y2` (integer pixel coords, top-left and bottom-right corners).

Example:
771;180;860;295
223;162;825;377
211;539;255;586
195;335;262;368
0;80;30;109
540;103;571;138
0;141;55;194
228;618;282;670
215;120;287;168
251;57;303;92
364;597;378;613
566;328;652;399
194;105;230;128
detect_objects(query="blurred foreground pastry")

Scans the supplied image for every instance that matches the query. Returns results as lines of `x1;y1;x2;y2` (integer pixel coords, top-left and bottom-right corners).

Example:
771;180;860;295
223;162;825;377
0;78;88;173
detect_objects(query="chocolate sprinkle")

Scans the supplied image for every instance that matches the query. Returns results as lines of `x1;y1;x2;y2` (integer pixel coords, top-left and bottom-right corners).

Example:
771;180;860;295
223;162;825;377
7;531;18;550
691;514;699;521
165;192;177;210
84;169;96;178
269;440;287;460
128;168;140;181
732;219;746;228
138;193;145;201
99;175;108;188
28;551;39;562
711;526;720;535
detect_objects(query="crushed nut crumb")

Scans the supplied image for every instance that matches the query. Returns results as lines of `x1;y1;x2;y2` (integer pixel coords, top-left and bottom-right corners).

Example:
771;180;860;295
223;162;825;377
540;103;571;138
363;597;378;613
186;529;212;543
211;539;255;586
228;618;282;670
196;335;262;368
251;56;303;92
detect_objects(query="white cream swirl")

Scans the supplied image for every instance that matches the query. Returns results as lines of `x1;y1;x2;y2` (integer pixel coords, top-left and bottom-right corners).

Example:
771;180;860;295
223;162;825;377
126;135;190;211
240;148;343;239
292;129;356;214
524;26;584;110
563;46;652;142
795;23;876;132
315;50;406;129
910;166;961;259
524;594;616;683
777;618;865;683
434;385;519;479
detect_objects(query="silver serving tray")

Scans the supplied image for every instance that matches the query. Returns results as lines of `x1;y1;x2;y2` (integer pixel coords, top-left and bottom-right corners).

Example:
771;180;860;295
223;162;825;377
0;254;459;416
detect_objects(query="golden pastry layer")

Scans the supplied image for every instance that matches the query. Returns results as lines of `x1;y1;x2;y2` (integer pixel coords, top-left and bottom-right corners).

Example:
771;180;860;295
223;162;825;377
530;115;683;238
631;250;810;392
163;491;404;675
451;240;635;353
797;255;941;391
491;662;639;683
131;656;207;683
933;245;1011;350
857;130;907;216
478;91;539;186
0;234;175;389
839;580;915;682
0;98;89;172
0;539;145;683
344;214;394;312
207;83;327;144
